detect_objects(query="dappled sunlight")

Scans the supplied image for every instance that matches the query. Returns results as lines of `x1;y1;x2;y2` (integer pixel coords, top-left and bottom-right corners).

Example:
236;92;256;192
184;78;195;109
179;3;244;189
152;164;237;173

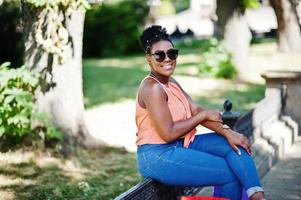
0;151;34;166
177;54;202;65
175;75;235;97
232;83;250;92
58;160;89;181
83;65;147;107
85;99;137;152
0;174;35;188
0;150;90;184
175;65;199;76
191;81;265;113
85;57;146;70
35;154;89;181
0;189;15;200
247;43;301;83
176;53;202;76
250;42;278;55
0;148;140;199
0;151;90;190
35;154;61;168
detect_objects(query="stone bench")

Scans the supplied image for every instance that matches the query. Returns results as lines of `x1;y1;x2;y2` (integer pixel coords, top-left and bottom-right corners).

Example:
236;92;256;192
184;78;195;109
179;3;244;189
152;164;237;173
115;178;203;200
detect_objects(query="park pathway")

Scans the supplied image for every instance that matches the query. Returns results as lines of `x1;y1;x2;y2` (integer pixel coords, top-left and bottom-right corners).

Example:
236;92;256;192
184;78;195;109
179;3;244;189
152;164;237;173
261;141;301;200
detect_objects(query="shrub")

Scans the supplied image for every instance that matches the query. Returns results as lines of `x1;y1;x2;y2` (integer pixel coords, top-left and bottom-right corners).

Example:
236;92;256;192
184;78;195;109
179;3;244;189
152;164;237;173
83;0;149;57
198;38;237;79
0;62;62;147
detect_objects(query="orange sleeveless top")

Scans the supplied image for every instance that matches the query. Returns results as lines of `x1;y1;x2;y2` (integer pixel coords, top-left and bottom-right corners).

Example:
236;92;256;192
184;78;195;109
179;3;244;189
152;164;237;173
135;76;197;148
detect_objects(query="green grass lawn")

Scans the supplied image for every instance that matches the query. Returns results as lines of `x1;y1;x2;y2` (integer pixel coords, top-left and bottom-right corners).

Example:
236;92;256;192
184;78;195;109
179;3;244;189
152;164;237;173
83;38;266;113
0;147;142;200
83;58;148;108
83;39;207;108
194;82;265;114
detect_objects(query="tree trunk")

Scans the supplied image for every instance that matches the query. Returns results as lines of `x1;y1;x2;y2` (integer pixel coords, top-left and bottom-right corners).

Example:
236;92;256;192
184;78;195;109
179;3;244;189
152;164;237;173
21;2;103;154
270;0;301;52
216;0;252;79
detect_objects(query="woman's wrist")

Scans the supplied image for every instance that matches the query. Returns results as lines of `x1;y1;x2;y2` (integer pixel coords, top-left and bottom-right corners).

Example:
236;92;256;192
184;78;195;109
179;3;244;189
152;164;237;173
218;125;231;138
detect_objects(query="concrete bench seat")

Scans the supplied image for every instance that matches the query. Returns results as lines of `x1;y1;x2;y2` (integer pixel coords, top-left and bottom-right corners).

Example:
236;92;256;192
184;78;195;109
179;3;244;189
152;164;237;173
115;178;203;200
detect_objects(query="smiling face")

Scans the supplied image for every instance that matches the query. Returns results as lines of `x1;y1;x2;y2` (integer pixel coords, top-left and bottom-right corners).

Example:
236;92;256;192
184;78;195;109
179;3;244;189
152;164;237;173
146;40;177;78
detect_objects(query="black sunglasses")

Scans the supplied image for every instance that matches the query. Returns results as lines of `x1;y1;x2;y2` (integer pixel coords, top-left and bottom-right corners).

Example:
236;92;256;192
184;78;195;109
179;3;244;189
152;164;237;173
150;49;179;62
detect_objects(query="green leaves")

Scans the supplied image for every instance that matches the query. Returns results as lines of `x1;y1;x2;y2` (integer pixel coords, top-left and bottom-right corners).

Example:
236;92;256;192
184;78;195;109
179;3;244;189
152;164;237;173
32;112;63;140
0;63;36;138
0;62;62;143
198;38;237;79
242;0;260;9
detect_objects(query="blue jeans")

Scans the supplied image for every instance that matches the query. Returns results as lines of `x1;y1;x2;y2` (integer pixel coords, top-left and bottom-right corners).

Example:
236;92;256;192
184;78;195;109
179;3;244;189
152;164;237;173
137;133;264;200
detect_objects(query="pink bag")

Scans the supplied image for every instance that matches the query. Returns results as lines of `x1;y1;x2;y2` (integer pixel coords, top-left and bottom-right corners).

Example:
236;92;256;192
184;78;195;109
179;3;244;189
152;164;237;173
181;196;229;200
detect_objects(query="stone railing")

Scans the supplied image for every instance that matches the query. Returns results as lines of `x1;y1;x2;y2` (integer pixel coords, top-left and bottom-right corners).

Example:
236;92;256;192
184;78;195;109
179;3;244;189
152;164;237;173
232;71;300;179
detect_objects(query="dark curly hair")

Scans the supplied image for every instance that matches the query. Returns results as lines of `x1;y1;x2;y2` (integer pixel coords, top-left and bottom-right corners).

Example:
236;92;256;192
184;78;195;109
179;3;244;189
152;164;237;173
139;25;173;54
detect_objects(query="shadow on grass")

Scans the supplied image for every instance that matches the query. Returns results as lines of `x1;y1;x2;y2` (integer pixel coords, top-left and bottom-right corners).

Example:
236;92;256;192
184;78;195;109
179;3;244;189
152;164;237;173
195;83;265;114
83;64;148;108
0;148;141;200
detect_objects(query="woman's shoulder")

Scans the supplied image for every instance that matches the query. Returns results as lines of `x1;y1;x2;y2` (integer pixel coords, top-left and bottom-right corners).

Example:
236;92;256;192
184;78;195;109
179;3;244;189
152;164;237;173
138;77;168;108
140;77;165;95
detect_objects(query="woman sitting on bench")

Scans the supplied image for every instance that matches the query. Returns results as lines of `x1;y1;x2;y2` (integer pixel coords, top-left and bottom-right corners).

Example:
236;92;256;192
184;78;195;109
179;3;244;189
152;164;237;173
135;25;265;200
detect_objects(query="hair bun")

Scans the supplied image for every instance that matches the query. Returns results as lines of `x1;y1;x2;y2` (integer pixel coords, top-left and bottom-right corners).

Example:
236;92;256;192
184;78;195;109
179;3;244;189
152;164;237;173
139;25;171;53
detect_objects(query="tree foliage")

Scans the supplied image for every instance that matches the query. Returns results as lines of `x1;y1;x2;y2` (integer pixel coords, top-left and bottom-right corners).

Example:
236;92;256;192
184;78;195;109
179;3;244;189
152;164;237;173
83;0;149;57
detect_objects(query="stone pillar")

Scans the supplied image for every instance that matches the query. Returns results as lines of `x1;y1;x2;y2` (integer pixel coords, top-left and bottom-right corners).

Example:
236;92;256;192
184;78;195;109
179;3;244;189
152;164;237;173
262;71;301;135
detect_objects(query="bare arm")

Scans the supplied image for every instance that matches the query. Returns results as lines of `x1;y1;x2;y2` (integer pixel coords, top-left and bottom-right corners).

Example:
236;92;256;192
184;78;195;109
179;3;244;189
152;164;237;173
170;78;225;134
170;78;251;154
139;79;208;143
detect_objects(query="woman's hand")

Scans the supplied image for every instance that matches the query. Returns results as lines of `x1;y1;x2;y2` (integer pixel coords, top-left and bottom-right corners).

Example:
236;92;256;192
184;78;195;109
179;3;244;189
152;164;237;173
225;129;252;155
